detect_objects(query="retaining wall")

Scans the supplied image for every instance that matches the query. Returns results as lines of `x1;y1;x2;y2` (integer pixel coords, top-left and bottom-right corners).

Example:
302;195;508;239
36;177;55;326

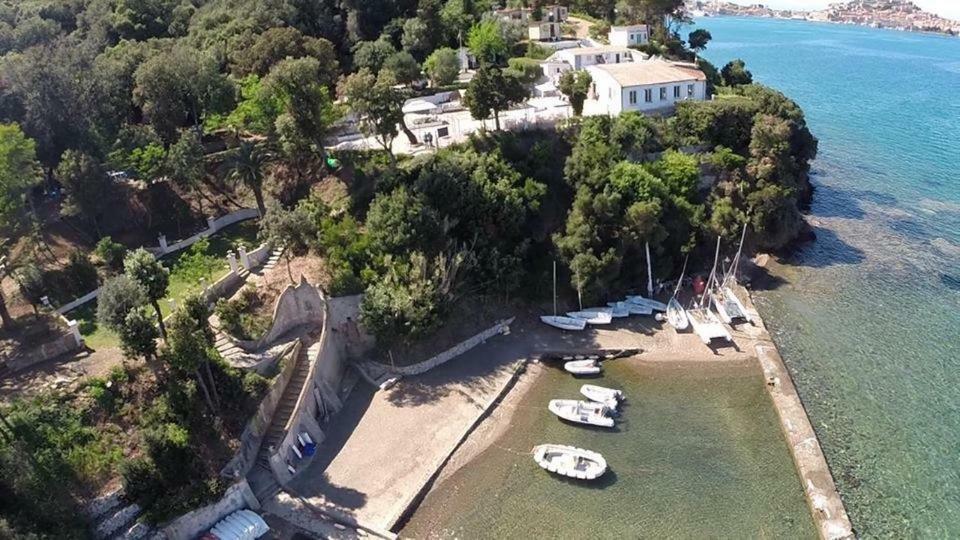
221;340;302;479
160;479;260;540
268;292;348;485
386;318;515;377
5;314;83;371
236;278;325;351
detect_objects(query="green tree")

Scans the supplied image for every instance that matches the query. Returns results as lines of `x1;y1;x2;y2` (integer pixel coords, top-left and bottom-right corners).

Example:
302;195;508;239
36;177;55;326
258;200;315;283
464;64;528;131
424;47;460;87
165;130;206;213
688;28;712;57
467;19;508;65
352;38;396;74
401;17;431;59
558;70;592;116
260;57;338;163
0;123;40;231
721;59;753;86
223;141;271;217
124;248;170;339
56;150;114;238
113;0;178;40
97;275;148;331
95;237;127;273
383;51;422;84
164;297;219;413
119;306;160;361
133;46;236;142
231;27;339;85
339;69;407;166
366;186;441;255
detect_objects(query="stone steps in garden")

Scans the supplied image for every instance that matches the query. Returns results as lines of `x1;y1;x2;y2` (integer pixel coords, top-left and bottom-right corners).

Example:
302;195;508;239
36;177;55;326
253;344;311;469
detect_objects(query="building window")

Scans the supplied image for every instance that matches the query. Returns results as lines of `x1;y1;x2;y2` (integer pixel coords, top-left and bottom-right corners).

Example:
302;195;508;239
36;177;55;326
659;87;667;100
687;84;695;97
629;90;637;104
644;89;653;103
673;85;681;98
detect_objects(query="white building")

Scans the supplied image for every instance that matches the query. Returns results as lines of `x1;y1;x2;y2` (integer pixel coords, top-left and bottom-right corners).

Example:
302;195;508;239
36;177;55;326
585;60;707;115
608;24;650;47
495;4;569;42
541;46;638;80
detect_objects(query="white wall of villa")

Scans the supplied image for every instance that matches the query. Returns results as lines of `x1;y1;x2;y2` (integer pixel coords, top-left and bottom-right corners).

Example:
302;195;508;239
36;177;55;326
609;24;650;47
585;61;707;115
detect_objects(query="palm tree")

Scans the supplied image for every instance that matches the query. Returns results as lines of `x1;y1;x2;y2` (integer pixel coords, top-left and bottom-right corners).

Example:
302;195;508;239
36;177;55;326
223;141;271;217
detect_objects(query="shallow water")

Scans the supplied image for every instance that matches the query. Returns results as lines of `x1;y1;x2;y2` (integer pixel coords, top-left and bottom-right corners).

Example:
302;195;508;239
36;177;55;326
700;17;960;536
401;360;815;538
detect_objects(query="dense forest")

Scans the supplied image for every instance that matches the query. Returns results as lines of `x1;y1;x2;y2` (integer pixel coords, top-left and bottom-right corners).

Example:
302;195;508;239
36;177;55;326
0;0;817;536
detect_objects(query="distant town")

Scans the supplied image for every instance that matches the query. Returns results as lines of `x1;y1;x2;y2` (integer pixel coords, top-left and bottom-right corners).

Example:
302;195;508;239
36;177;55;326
690;0;960;36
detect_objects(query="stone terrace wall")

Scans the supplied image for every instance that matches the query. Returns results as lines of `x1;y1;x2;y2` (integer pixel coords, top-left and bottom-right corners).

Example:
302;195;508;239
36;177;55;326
236;278;325;351
160;480;260;540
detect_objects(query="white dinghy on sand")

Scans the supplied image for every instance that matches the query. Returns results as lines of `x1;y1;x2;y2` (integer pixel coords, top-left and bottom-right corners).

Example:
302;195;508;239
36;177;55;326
566;310;613;325
625;295;668;312
564;359;600;375
548;399;614;428
540;315;587;331
532;444;607;480
580;384;623;410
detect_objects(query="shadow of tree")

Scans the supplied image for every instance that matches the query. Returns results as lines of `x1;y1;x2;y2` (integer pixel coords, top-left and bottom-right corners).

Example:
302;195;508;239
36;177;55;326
781;225;866;268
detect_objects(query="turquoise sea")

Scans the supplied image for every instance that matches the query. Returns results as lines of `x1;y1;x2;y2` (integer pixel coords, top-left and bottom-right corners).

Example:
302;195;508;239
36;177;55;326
700;17;960;537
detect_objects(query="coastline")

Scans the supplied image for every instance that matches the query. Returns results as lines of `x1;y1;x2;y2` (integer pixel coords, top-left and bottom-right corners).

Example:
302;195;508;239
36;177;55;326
403;284;854;539
702;13;959;38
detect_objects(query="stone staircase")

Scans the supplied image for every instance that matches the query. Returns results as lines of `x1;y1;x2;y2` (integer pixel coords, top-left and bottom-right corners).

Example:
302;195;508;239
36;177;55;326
213;328;244;363
261;246;285;273
249;343;312;499
86;490;158;540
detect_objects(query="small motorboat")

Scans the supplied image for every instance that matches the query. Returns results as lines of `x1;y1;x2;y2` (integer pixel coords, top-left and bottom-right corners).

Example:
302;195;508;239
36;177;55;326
532;444;607;480
548;399;614;427
564;359;600;375
540;315;587;331
610;300;652;315
580;384;623;409
666;297;689;330
625;295;668;312
566;310;613;325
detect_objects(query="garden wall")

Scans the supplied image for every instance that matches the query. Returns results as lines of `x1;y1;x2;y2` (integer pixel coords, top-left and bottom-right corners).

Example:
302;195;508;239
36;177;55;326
236;278;325;351
387;318;515;376
221;340;302;480
160;479;260;540
5;315;84;372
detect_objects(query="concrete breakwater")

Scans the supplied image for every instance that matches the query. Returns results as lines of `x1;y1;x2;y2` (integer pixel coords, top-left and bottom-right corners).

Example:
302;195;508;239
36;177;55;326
741;287;855;539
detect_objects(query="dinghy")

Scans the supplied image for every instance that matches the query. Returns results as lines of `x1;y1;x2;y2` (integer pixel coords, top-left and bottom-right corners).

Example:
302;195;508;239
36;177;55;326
687;307;732;344
580;384;623;409
564;359;600;375
540;315;587;331
710;287;747;324
666;297;689;330
604;302;630;318
548;399;614;427
532;444;607;480
625;295;668;312
566;310;613;325
610;300;652;315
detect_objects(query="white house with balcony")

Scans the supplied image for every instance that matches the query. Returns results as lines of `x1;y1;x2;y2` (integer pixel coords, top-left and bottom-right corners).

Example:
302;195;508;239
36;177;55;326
584;60;707;115
608;24;650;47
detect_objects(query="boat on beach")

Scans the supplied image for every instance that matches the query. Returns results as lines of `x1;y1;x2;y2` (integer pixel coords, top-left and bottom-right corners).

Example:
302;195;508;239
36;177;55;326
687;307;732;344
548;399;615;427
566;310;613;325
532;444;608;480
580;384;623;409
540;315;587;331
614;300;653;315
667;297;689;330
564;359;600;375
625;295;668;312
711;286;748;324
604;302;630;318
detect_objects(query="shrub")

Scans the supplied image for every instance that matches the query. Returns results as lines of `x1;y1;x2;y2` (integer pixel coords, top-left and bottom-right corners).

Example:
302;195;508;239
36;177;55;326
120;457;162;507
95;237;128;273
65;251;99;296
97;275;147;330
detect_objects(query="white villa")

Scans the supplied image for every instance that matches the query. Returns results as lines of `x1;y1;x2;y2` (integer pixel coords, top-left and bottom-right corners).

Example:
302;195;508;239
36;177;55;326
541;46;638;79
608;24;650;47
585;60;707;115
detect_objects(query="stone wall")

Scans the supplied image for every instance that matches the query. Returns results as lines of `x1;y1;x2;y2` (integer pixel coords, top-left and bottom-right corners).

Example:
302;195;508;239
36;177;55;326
269;295;348;485
221;340;302;479
388;318;515;376
237;278;325;351
5;315;83;372
160;479;260;540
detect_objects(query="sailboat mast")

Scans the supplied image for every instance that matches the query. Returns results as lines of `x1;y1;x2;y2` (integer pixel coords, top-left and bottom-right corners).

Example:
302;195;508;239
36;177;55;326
645;242;654;298
673;254;689;298
553;260;557;316
730;222;748;284
702;237;721;308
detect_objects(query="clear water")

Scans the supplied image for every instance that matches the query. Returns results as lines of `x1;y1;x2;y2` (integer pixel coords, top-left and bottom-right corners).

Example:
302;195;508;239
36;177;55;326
700;17;960;537
401;361;816;538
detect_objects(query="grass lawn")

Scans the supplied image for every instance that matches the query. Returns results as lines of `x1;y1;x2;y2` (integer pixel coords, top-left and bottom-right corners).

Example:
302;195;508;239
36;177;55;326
67;220;261;348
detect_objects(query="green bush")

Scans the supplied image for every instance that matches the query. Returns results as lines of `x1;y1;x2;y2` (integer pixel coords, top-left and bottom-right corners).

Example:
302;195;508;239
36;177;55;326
214;288;270;341
95;236;128;273
120;457;162;507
